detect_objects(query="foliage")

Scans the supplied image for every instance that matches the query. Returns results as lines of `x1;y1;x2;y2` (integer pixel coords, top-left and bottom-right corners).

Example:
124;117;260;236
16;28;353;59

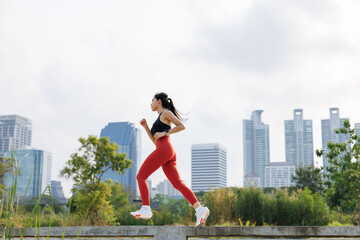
236;187;264;225
295;187;330;225
238;218;256;226
203;187;237;225
109;181;130;209
291;166;323;193
0;156;14;197
114;194;193;226
2;186;354;228
316;119;360;225
203;187;335;226
150;194;194;225
61;135;132;225
71;181;114;225
60;135;132;186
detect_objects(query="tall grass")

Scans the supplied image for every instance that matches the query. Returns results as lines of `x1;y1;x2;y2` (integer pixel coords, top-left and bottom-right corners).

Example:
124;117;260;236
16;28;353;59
202;187;353;226
0;149;104;239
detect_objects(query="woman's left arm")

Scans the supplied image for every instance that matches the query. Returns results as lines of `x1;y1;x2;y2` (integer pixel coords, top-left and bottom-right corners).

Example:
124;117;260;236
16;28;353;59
164;110;185;135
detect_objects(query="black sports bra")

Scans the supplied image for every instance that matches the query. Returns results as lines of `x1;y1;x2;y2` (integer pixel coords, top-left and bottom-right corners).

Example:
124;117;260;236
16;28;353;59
150;112;171;135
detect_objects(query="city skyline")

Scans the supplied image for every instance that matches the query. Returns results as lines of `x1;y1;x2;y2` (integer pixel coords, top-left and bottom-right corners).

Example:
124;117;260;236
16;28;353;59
2;108;359;196
2;1;360;197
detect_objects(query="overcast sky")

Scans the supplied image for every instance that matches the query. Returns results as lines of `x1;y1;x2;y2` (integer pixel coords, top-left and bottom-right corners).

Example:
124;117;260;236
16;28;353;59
1;0;360;197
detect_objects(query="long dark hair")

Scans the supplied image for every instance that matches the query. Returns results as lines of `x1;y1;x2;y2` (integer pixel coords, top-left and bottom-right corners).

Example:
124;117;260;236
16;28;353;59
154;92;187;122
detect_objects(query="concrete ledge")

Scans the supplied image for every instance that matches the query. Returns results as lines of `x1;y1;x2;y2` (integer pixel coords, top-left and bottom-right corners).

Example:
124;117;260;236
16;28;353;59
5;226;360;240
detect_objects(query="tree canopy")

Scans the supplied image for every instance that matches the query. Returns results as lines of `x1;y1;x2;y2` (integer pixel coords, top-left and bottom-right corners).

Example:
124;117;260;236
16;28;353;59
316;119;360;225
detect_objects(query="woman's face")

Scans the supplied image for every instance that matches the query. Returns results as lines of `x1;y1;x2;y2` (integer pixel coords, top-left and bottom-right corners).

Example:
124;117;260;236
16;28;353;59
150;97;161;111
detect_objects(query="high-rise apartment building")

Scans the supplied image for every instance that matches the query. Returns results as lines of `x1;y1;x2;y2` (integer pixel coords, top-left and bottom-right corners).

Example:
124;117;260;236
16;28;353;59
243;110;270;187
284;109;314;167
4;148;52;198
191;143;227;192
321;108;350;171
100;122;141;199
0;115;32;156
264;162;295;188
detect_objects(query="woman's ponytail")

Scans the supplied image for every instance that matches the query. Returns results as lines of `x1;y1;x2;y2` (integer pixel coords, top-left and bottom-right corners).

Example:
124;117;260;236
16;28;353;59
154;92;187;122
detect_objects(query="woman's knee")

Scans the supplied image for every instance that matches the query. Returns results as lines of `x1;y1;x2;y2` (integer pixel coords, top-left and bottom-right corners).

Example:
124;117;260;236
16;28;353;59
137;172;146;182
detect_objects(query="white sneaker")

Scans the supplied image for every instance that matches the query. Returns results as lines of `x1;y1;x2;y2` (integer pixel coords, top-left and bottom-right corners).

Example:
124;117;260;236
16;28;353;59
195;206;210;227
130;205;153;220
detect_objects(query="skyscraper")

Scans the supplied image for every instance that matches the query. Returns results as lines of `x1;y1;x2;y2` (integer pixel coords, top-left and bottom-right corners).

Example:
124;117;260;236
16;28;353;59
4;148;52;199
243;110;270;187
191;143;227;192
355;123;360;138
284;109;314;168
0;115;32;156
50;180;67;204
100;122;141;199
321;108;350;171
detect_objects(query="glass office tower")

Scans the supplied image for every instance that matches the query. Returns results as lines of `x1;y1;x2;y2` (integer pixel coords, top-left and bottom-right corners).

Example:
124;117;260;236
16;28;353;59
4;149;52;199
100;122;141;199
50;180;67;204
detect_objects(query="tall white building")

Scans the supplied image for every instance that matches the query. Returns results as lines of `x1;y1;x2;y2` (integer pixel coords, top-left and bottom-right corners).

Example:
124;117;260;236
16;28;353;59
243;110;270;188
321;108;350;171
0;115;32;156
4;148;52;198
191;143;227;192
284;109;314;167
265;162;295;188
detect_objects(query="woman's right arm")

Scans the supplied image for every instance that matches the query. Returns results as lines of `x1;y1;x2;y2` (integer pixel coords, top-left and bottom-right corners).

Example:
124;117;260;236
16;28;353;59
140;119;156;145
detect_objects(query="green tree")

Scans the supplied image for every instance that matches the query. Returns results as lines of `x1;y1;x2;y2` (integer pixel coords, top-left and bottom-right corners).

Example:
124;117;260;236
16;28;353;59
60;135;132;225
71;181;115;225
316;119;360;225
109;180;130;210
0;156;14;197
295;187;330;226
291;166;323;193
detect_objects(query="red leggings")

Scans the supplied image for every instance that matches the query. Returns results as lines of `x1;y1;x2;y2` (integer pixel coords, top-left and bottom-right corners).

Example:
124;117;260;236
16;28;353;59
136;136;198;206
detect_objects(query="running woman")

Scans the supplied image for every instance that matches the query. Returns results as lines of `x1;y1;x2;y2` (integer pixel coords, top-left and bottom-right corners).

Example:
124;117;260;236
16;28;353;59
130;92;210;227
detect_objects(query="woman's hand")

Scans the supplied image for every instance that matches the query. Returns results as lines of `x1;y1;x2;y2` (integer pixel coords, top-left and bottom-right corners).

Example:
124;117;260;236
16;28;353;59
154;132;166;141
140;118;147;127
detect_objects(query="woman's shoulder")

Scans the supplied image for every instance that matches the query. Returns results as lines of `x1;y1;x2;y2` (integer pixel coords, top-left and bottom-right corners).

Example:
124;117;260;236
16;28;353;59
162;109;173;116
